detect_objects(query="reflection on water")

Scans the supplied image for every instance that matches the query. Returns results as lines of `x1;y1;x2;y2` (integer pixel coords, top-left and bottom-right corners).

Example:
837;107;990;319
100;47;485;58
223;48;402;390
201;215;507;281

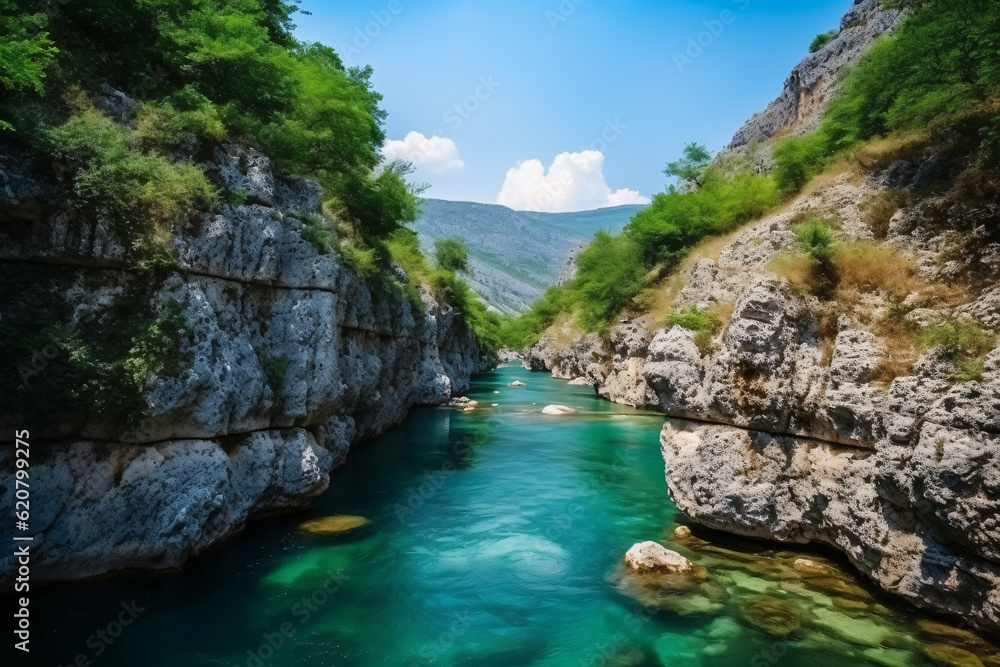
28;364;999;666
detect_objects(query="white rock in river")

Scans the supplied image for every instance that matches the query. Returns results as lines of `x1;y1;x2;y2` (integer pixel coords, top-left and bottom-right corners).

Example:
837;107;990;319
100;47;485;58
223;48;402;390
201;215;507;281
624;541;695;574
542;405;578;415
508;380;526;387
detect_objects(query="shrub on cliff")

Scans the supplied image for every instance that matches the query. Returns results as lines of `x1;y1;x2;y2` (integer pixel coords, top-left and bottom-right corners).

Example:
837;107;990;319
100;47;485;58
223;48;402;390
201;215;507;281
0;2;57;131
626;167;778;264
809;30;838;54
434;237;471;273
573;232;647;331
46;99;218;251
2;0;421;251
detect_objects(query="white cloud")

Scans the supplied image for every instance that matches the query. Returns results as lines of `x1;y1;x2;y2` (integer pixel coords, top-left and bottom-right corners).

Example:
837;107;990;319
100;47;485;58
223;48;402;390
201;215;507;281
496;151;649;212
383;131;464;174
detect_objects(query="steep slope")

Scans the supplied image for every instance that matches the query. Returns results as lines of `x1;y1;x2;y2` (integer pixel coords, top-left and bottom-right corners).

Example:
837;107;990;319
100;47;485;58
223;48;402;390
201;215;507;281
727;0;902;149
0;140;487;584
413;199;644;314
521;0;1000;639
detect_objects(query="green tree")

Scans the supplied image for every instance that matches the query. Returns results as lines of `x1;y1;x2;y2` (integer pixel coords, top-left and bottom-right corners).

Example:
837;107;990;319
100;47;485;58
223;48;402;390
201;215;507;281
434;237;470;273
664;142;712;189
572;232;646;330
0;1;58;130
809;30;838;53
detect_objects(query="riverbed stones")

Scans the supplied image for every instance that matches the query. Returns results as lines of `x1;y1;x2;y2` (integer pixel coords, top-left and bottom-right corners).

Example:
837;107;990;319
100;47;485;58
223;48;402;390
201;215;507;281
793;558;840;578
299;515;370;535
811;607;897;648
924;644;988;667
737;596;804;637
445;396;479;409
624;542;694;574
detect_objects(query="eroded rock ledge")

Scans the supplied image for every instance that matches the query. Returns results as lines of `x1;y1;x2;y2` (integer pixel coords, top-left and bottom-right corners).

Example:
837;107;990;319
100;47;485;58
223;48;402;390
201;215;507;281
523;175;1000;636
1;145;487;584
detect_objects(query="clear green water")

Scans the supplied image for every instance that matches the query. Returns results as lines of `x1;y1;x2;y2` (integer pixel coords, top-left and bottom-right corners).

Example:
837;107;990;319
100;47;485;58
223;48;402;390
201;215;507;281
31;365;966;666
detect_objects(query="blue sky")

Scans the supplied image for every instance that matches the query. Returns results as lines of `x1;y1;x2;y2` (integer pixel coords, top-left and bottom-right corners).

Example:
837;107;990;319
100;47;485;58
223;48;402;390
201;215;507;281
294;0;851;210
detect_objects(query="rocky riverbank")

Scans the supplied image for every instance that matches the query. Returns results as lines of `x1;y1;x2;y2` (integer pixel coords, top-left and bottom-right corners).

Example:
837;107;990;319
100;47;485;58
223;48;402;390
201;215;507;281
0;143;487;583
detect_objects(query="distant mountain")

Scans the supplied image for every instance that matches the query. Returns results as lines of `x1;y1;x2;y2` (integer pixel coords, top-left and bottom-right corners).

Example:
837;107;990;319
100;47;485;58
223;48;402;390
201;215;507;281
412;199;645;315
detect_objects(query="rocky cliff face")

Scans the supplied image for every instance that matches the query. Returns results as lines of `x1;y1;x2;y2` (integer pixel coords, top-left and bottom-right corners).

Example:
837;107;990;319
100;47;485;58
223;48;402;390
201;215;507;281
0;144;486;583
524;170;1000;636
727;0;902;150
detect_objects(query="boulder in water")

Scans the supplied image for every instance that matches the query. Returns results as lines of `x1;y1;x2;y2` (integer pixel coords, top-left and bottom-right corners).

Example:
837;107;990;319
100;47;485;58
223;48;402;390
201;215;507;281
299;515;369;535
792;558;840;578
508;380;526;387
542;404;578;416
445;396;478;409
737;596;803;637
624;541;694;574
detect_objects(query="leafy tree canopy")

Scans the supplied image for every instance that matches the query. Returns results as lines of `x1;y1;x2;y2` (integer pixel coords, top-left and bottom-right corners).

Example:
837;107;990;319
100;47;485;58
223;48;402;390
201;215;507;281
663;142;712;188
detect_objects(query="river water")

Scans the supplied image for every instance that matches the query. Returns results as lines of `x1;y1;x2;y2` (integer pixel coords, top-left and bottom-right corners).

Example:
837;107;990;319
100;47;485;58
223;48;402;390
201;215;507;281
31;364;977;666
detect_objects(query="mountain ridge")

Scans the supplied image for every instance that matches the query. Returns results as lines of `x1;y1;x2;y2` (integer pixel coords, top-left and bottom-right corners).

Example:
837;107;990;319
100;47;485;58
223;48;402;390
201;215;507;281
413;198;646;314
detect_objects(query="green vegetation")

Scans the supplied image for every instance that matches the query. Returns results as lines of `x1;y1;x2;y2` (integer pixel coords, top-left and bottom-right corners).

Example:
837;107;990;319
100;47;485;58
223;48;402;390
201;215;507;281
1;0;423;251
667;305;723;353
627;168;779;266
920;320;997;382
434;237;470;273
791;217;837;294
46;97;218;250
771;133;829;193
260;353;290;389
809;30;838;54
772;0;1000;191
663;142;712;189
299;213;339;256
497;157;779;348
0;2;57;130
0;0;505;367
500;0;1000;352
573;232;646;331
0;267;192;427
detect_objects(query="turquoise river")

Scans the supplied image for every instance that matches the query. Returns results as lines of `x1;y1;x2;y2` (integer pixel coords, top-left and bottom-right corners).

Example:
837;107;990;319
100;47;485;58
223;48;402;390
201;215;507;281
31;364;980;666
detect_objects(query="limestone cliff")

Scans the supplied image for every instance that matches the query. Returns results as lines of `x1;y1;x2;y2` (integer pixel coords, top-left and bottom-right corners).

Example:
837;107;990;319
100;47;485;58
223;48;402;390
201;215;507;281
727;0;902;150
525;163;1000;636
0;143;487;583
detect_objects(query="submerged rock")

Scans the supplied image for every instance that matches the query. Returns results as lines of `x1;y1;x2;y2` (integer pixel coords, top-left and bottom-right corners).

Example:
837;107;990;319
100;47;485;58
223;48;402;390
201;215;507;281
624;542;694;574
508;380;526;387
793;558;840;578
737;596;804;637
542;405;578;416
810;607;898;648
862;648;915;667
299;515;370;535
924;644;988;667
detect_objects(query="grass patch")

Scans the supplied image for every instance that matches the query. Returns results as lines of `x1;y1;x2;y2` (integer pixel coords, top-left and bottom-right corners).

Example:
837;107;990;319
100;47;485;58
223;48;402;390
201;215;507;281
920;319;996;382
260;353;290;389
298;213;339;255
859;189;904;239
666;304;732;354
